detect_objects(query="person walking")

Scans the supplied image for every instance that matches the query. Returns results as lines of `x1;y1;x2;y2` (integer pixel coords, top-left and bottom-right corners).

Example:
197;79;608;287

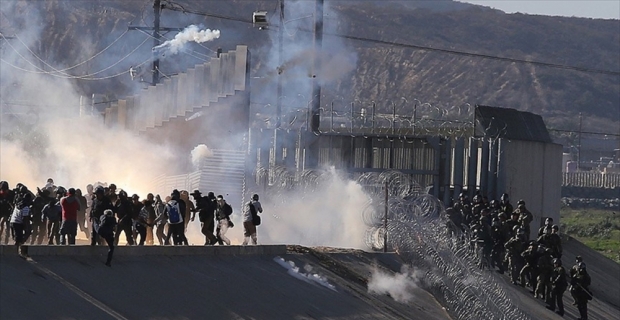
42;197;61;245
143;193;156;245
547;258;568;316
114;190;134;246
570;262;592;320
215;195;233;245
162;190;187;245
190;190;217;245
29;188;50;245
59;188;80;245
242;194;263;245
153;195;168;245
180;190;194;233
10;193;32;246
75;189;89;240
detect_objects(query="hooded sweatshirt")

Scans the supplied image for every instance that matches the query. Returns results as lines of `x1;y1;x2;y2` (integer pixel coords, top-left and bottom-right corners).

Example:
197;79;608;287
60;195;80;221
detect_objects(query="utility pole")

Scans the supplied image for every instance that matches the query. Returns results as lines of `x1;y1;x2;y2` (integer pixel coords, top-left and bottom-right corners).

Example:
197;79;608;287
310;0;323;134
275;0;284;128
128;0;183;85
152;0;161;85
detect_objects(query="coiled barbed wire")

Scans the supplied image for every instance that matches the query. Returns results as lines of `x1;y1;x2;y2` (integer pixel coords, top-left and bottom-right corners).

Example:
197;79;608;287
259;168;530;320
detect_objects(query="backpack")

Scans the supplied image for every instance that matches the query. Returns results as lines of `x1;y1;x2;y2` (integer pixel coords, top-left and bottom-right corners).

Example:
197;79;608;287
167;200;183;224
249;202;261;226
98;214;116;236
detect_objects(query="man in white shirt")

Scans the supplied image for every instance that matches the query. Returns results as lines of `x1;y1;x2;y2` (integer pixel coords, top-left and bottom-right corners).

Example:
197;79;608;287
242;194;263;245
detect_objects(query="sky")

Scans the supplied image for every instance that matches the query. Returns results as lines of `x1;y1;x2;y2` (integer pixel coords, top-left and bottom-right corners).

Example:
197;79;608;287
460;0;620;19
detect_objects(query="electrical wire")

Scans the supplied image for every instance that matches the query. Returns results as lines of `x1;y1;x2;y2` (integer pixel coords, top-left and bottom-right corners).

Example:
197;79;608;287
162;3;620;77
1;33;151;80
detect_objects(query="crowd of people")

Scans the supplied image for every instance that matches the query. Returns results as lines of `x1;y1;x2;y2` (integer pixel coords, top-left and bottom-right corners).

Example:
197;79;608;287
446;192;593;320
0;179;264;266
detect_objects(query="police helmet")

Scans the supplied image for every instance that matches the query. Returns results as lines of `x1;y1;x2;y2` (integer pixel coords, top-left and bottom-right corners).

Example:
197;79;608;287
104;209;114;216
553;258;562;266
552;225;559;231
575;256;583;262
501;193;509;201
545;217;553;225
578;262;587;270
56;186;66;195
473;194;481;203
517;199;525;205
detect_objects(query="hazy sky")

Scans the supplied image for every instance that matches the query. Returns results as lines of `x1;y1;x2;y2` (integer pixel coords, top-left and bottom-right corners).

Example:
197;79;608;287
461;0;620;19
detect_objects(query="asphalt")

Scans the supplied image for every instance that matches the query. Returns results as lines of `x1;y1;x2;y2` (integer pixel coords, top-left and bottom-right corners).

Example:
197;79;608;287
0;245;450;320
0;239;618;320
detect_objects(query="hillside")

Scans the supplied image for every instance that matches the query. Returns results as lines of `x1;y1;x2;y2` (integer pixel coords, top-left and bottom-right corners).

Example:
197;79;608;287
0;0;618;134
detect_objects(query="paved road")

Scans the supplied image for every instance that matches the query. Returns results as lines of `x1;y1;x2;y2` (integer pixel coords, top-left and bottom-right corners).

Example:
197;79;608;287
0;245;450;320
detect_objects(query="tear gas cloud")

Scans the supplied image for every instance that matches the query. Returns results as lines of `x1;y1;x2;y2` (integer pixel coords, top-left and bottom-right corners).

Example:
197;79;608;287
1;1;364;249
190;144;213;169
0;5;179;197
238;168;369;249
152;25;220;57
367;266;422;303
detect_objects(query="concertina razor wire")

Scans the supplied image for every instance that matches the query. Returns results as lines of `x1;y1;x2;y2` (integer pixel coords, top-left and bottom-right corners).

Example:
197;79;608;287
257;168;530;320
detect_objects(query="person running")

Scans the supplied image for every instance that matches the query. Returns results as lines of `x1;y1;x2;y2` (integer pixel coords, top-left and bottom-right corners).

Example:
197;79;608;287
97;209;117;267
89;186;114;246
190;190;217;245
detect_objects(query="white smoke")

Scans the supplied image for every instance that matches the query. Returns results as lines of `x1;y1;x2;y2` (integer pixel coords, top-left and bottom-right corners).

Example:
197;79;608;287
152;25;220;56
367;266;421;303
274;256;337;291
190;144;213;169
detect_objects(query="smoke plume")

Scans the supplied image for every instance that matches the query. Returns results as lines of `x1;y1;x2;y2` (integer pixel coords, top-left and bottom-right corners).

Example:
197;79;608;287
367;266;421;303
152;25;220;56
190;144;213;169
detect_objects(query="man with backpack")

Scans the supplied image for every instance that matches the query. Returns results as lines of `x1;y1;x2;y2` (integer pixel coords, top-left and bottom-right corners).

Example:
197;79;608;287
242;194;263;245
162;189;188;245
215;195;233;245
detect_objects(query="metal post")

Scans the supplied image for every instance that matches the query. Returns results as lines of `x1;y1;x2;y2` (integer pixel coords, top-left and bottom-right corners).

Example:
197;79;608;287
384;181;388;253
578;112;582;170
276;0;284;128
152;0;161;85
391;101;396;135
309;0;323;134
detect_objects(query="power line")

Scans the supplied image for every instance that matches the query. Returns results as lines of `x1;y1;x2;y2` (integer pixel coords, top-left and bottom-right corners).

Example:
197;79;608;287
164;2;620;77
